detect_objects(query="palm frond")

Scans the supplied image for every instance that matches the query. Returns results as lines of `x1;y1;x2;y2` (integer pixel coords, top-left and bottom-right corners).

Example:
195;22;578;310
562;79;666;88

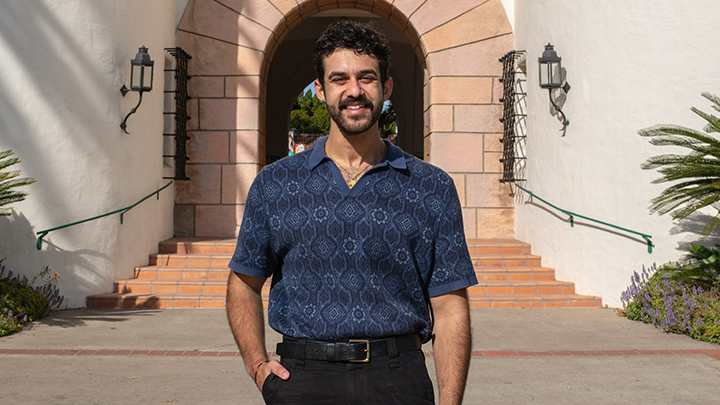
654;165;720;182
639;94;720;232
0;193;28;215
651;179;716;194
671;194;720;220
692;107;720;133
650;181;720;200
645;135;703;147
0;192;28;206
648;179;720;217
703;92;720;115
0;157;21;172
0;177;35;195
701;213;720;238
640;124;720;148
0;169;22;182
644;155;720;168
0;150;35;214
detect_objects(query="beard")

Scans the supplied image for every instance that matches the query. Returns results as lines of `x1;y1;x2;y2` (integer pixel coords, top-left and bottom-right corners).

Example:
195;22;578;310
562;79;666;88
327;95;383;136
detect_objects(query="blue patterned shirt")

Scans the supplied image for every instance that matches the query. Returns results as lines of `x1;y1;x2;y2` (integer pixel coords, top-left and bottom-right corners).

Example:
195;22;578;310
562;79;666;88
229;136;476;342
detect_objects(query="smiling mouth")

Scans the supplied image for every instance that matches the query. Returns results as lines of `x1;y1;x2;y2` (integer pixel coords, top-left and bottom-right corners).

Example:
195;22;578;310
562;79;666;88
340;97;372;112
342;103;373;115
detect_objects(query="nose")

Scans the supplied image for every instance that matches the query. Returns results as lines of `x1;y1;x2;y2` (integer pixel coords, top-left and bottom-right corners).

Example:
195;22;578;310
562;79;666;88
347;77;362;98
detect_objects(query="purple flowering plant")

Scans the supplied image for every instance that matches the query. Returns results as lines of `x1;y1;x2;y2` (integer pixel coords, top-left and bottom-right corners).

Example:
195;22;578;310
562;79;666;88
621;263;720;344
0;260;64;337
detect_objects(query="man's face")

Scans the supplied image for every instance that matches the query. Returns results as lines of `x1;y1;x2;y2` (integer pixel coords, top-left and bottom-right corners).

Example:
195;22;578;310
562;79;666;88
315;49;393;136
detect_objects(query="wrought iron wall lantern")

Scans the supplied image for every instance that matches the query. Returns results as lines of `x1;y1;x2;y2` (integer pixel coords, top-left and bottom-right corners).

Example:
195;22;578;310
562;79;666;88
120;46;154;134
538;43;570;135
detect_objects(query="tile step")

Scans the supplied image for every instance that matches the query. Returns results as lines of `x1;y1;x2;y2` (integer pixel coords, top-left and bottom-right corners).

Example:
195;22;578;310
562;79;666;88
88;292;601;309
114;279;574;296
134;266;230;280
147;254;545;268
468;294;603;308
88;238;603;309
149;254;232;267
466;239;532;255
469;280;575;295
159;238;236;254
114;279;230;295
87;293;228;309
159;238;530;254
471;254;542;268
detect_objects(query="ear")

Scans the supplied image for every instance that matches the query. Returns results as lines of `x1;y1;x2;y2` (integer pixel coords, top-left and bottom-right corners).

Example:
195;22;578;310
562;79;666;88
314;79;326;102
383;77;393;102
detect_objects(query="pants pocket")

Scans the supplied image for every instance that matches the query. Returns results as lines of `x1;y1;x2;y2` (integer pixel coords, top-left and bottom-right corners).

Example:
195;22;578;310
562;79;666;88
261;373;279;403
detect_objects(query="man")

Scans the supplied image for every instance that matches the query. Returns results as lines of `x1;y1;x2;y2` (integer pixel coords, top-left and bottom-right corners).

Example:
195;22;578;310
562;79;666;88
227;20;477;405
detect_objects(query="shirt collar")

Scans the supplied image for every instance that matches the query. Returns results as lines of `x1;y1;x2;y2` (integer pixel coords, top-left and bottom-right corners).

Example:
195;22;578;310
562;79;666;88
308;136;329;170
308;135;407;171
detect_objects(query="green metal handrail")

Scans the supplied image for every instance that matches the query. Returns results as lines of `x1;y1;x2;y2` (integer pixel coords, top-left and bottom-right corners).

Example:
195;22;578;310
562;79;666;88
35;181;173;250
515;184;654;254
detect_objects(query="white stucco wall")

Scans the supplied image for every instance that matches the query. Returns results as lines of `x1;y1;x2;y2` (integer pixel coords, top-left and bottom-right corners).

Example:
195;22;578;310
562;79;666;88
0;0;176;308
513;0;720;307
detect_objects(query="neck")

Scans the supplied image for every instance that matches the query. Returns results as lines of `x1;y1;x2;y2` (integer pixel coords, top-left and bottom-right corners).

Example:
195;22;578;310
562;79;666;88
325;126;385;167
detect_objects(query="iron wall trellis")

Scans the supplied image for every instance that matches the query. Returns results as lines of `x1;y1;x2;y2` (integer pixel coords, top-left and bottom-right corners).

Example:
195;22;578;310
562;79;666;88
499;50;527;183
163;47;191;181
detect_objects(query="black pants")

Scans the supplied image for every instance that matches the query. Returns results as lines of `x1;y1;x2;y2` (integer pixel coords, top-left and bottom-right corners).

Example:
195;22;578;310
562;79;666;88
261;349;435;405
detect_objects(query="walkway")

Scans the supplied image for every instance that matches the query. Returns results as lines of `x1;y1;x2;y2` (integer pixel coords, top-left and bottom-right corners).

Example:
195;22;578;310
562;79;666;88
1;308;718;404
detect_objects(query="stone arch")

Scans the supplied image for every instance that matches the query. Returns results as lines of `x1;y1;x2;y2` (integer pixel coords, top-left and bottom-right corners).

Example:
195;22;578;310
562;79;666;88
175;0;514;240
263;8;424;162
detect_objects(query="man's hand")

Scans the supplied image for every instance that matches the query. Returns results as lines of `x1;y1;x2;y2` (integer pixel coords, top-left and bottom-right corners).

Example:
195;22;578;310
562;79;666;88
430;289;472;405
226;271;290;391
255;359;290;390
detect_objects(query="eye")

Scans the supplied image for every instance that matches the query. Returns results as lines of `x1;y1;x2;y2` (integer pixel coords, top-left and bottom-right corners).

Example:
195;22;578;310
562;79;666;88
360;76;376;83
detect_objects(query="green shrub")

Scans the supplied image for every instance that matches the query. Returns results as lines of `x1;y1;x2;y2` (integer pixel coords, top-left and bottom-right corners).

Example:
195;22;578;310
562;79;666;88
0;261;64;337
656;243;720;287
621;264;720;344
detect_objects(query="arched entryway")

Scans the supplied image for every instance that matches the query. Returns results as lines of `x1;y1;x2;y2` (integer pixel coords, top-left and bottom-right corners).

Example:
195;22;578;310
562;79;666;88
265;9;423;162
175;0;514;240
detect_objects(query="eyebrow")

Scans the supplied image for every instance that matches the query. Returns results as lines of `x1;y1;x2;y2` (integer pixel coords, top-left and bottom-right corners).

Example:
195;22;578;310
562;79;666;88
328;68;379;79
357;69;378;77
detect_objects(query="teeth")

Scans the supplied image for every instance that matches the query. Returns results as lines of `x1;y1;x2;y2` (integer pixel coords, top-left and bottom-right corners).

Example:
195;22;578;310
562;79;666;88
346;105;362;110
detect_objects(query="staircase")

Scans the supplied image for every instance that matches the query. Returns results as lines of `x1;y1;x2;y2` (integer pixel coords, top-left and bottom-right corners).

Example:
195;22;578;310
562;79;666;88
86;238;602;309
466;239;602;308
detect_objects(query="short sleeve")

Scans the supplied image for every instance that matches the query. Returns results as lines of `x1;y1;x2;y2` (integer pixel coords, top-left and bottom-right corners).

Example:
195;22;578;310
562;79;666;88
426;178;478;297
228;173;277;279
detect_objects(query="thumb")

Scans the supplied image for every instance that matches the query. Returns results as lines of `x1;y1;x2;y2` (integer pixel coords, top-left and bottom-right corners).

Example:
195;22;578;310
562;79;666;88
267;359;290;380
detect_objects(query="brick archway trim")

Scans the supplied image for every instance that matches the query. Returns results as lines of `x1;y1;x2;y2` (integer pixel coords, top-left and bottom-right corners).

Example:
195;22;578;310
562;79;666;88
176;0;514;239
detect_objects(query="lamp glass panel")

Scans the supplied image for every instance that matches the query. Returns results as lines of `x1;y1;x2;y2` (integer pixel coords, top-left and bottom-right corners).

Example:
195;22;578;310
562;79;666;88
550;61;562;86
131;64;142;90
539;63;549;87
142;65;153;91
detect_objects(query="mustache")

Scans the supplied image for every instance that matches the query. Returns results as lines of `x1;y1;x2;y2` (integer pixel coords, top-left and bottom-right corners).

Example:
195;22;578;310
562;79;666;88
339;96;374;109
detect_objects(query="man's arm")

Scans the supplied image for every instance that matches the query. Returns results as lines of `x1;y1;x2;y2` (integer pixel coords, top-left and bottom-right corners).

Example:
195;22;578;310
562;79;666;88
226;271;289;390
430;288;472;405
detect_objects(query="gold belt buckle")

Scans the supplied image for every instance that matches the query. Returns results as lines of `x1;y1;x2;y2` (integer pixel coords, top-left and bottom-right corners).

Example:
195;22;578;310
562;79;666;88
348;339;370;363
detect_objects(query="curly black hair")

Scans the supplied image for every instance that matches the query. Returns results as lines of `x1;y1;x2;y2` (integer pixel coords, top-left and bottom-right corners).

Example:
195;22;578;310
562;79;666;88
313;19;391;86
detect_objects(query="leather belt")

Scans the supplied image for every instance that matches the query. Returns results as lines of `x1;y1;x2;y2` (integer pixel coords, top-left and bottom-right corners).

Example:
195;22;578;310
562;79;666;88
276;334;422;363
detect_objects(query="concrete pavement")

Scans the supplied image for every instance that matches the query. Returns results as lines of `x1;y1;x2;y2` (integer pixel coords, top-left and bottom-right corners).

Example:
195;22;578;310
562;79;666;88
1;308;719;404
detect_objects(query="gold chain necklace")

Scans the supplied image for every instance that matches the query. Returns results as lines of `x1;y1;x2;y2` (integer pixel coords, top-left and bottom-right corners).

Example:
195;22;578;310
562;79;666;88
325;142;386;189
